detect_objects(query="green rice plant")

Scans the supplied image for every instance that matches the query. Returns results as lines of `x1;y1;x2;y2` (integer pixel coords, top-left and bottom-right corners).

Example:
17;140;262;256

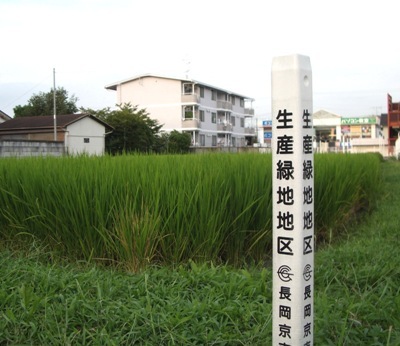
100;194;163;272
152;153;273;265
0;152;381;268
314;153;381;243
221;153;272;264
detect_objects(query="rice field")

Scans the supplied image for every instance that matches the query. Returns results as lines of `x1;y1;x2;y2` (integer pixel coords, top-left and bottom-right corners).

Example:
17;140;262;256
0;153;382;270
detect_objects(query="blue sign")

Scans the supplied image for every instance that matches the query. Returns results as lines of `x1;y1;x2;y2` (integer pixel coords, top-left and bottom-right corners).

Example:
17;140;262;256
263;120;273;126
264;131;272;139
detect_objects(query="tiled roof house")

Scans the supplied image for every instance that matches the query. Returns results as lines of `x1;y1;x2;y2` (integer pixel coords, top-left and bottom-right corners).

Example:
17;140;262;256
0;114;113;156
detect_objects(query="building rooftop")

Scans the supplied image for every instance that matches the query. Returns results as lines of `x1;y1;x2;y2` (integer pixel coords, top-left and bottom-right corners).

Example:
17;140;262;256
0;114;113;131
313;109;342;119
0;110;11;122
105;73;254;101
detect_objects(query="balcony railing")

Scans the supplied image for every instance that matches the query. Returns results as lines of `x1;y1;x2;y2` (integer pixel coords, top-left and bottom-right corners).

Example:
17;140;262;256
182;118;201;129
244;108;254;115
216;100;232;110
181;94;200;103
245;127;256;135
217;124;233;132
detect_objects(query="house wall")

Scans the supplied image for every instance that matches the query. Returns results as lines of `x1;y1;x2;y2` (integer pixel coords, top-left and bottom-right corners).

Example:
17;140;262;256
65;117;106;155
117;77;182;130
199;87;216;109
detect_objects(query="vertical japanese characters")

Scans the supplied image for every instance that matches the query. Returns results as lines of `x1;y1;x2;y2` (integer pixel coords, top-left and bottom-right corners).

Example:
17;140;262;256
272;54;314;346
274;108;314;346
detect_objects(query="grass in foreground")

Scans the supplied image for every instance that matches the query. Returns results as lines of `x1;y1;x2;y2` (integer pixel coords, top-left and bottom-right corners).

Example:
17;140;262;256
0;160;399;345
0;251;271;345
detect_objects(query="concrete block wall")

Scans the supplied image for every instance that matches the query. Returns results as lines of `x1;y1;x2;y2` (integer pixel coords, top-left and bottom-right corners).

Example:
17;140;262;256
0;140;65;157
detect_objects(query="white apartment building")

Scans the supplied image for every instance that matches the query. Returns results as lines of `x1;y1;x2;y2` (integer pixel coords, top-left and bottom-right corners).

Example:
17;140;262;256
105;74;256;147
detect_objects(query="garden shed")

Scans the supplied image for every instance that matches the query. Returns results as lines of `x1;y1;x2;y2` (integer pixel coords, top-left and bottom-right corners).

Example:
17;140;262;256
0;114;113;156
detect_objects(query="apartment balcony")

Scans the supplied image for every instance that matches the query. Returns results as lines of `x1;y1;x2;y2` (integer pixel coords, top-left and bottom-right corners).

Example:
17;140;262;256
217;124;233;132
182;118;201;129
244;108;254;116
216;100;232;110
245;127;257;135
181;94;200;103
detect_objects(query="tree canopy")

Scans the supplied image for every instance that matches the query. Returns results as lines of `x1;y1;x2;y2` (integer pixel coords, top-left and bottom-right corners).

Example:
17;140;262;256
82;104;163;154
163;130;192;153
14;87;78;117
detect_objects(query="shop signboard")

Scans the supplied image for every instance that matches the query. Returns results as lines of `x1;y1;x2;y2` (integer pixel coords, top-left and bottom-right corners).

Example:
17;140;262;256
341;117;376;125
341;125;350;133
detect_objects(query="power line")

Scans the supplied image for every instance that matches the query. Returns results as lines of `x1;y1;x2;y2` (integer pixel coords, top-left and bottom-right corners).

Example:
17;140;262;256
0;76;50;110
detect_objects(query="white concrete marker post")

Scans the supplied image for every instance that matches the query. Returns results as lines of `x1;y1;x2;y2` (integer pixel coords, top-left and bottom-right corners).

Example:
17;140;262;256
272;54;314;346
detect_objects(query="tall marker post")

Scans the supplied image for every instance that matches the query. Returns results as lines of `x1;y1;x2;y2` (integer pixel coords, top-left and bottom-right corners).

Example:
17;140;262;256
272;54;314;345
53;68;57;141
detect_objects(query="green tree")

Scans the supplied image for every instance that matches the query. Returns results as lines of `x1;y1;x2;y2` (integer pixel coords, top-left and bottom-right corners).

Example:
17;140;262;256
142;130;192;154
82;104;162;154
153;132;170;153
14;87;78;117
79;107;111;122
166;130;192;153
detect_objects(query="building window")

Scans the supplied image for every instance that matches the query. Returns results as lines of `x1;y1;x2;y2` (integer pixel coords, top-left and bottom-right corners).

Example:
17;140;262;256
84;138;90;143
362;125;372;138
183;83;193;95
231;116;236;126
200;110;205;122
200;134;205;146
200;87;204;98
184;106;193;119
212;135;217;146
231;96;235;105
240;98;244;107
240;117;244;127
211;90;216;101
232;137;236;147
211;112;216;123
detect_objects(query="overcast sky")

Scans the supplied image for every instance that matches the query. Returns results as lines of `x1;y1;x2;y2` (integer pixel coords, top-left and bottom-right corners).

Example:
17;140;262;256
1;0;399;119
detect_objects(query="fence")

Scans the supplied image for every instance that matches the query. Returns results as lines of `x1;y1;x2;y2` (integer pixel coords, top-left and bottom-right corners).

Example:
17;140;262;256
0;140;65;157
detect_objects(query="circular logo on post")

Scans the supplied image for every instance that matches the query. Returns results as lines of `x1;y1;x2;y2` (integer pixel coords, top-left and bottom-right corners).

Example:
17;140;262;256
277;265;293;282
303;264;313;281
